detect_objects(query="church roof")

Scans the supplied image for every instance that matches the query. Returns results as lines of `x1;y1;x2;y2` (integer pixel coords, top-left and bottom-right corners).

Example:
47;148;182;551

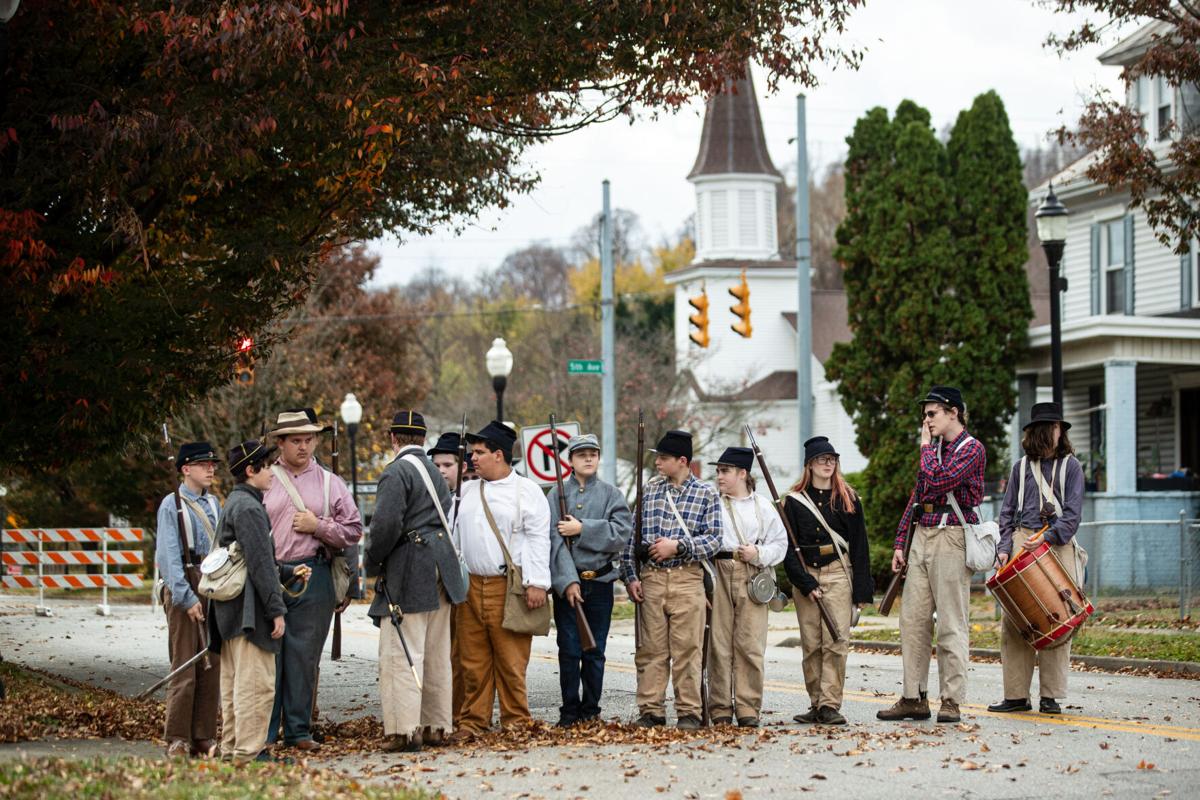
687;66;781;180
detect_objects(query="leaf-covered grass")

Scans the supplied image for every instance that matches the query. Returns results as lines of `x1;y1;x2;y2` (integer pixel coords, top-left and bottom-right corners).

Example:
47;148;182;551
852;625;1200;663
0;758;435;800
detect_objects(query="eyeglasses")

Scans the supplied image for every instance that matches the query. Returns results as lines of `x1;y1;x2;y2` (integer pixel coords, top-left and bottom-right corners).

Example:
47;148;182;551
813;455;838;466
924;409;942;419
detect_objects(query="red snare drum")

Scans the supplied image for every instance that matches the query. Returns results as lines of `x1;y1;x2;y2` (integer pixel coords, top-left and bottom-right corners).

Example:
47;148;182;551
986;540;1093;651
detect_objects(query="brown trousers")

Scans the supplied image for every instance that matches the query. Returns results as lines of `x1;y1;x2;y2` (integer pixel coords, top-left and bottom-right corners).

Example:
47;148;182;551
635;562;706;719
162;587;220;743
707;559;769;720
455;575;533;733
1000;527;1082;700
899;525;972;703
218;635;276;763
793;562;853;710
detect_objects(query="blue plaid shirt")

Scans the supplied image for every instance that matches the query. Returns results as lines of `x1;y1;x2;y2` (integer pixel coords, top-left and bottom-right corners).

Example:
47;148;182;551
620;474;722;583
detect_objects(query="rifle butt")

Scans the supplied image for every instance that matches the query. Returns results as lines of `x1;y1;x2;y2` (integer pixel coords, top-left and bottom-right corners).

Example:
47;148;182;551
814;595;842;642
878;569;905;616
331;611;343;660
576;603;598;653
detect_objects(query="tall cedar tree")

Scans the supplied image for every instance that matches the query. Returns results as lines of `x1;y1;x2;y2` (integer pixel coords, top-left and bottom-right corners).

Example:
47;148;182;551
825;95;1030;572
0;0;863;472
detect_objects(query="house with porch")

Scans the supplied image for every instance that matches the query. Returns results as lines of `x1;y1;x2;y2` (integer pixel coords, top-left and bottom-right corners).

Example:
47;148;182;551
1021;19;1199;588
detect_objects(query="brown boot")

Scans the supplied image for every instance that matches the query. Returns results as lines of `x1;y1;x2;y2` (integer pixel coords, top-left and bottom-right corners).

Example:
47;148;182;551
937;699;961;723
876;694;931;721
421;726;446;747
165;740;190;759
191;739;218;758
381;733;421;753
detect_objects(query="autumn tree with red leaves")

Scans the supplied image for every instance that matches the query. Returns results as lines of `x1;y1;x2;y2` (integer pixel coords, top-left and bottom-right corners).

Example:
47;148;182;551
0;0;863;470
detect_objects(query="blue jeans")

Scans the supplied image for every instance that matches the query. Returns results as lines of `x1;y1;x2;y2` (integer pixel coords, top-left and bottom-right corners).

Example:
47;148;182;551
553;579;614;721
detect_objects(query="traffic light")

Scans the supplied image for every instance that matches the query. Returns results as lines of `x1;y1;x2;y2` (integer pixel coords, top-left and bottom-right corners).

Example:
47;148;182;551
688;288;710;348
234;336;255;386
729;269;752;338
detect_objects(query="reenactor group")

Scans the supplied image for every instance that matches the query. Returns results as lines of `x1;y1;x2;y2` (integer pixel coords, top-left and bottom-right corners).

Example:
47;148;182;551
155;385;1084;762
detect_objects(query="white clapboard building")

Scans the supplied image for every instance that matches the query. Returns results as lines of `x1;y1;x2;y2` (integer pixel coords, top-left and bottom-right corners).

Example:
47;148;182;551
665;69;866;484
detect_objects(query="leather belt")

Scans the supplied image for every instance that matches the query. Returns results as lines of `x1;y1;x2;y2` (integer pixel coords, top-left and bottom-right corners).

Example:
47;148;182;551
798;543;836;556
579;563;613;581
713;552;736;560
921;503;954;514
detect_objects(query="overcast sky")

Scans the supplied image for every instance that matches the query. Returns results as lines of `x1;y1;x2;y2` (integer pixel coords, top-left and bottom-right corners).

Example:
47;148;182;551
367;0;1128;288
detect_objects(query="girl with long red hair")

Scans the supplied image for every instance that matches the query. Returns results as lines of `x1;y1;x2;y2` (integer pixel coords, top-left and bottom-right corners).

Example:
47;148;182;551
782;436;873;725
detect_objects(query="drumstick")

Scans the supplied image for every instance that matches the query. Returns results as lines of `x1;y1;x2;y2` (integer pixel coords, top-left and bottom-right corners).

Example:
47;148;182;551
995;524;1050;577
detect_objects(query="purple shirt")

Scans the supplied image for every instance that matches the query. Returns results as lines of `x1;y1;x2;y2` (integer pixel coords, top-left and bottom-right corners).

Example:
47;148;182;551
265;459;362;562
894;429;987;549
997;456;1084;556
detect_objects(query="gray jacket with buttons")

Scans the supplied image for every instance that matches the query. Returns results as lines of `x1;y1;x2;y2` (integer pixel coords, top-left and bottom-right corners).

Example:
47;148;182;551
547;474;633;596
365;446;468;619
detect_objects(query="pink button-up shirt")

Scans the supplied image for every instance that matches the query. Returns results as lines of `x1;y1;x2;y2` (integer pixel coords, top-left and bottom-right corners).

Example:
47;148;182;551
265;458;363;563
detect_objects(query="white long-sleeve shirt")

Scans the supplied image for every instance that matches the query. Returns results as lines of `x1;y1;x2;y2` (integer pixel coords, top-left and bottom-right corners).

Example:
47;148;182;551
717;492;788;568
453;470;551;590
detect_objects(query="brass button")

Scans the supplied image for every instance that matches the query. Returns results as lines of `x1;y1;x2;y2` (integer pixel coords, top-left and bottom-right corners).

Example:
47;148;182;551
576;504;583;509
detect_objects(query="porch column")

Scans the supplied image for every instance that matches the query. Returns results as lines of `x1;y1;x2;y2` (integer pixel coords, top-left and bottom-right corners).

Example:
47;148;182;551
1104;359;1138;494
1013;374;1039;460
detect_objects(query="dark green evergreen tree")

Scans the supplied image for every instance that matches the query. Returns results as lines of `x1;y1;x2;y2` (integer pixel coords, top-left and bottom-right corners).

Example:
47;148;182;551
826;94;1030;576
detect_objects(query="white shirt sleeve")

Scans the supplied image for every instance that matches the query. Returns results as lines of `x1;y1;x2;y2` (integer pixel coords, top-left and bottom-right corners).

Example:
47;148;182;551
755;494;788;567
517;477;552;590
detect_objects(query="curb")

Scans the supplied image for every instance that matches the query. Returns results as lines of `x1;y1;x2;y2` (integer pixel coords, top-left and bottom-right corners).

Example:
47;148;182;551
776;636;1200;675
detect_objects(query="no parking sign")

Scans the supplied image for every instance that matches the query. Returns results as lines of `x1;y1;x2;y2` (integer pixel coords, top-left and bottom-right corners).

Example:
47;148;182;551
519;421;581;487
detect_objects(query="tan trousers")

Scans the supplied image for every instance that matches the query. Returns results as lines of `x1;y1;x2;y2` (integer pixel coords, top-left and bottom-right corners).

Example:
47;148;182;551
635;562;706;719
379;594;454;736
899;525;972;703
707;559;769;720
1000;527;1081;700
162;588;220;743
455;575;533;733
218;635;276;763
793;561;853;710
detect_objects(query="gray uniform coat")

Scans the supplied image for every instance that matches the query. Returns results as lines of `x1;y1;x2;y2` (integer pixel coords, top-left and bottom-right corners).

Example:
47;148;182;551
366;445;468;620
547;474;633;596
209;483;289;654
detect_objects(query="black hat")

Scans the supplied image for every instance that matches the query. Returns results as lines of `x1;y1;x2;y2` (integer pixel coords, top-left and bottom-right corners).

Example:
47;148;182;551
390;410;427;436
1023;402;1071;431
226;439;277;474
177;442;220;471
466;420;518;459
649;430;693;460
803;436;839;464
427;431;462;457
918;385;965;414
708;446;753;471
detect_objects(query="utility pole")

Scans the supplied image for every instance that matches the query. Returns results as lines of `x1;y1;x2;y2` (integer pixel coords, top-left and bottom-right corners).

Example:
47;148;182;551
795;94;813;450
601;180;617;485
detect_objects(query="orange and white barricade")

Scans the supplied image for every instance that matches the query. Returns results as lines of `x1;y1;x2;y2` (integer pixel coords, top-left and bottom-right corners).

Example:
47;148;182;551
1;528;145;616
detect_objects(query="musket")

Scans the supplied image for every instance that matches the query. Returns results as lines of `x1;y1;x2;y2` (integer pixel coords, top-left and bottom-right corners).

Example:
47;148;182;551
138;644;211;699
330;418;342;661
743;425;841;642
878;504;919;616
632;409;645;650
549;414;597;653
454;414;468;526
377;576;421;690
162;423;212;669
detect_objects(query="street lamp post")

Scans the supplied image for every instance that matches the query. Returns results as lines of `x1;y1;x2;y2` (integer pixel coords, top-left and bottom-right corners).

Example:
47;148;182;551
340;393;363;512
1036;183;1070;408
485;337;514;422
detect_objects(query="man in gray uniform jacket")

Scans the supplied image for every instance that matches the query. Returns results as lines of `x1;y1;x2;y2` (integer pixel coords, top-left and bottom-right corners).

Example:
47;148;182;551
548;433;633;726
366;411;468;753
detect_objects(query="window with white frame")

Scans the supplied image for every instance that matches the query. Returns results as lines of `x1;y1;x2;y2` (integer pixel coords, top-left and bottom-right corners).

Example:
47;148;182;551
1192;240;1199;309
1103;218;1127;314
1131;74;1177;142
1134;75;1152;142
1156;75;1175;142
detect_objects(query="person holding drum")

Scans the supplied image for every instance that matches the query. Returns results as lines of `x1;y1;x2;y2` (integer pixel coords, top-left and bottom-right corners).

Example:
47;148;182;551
783;437;873;725
989;402;1085;716
706;447;787;728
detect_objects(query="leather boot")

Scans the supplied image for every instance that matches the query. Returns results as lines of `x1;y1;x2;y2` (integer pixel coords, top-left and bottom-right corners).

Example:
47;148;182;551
793;707;819;724
1039;697;1062;715
937;699;961;723
382;733;421;753
876;693;931;721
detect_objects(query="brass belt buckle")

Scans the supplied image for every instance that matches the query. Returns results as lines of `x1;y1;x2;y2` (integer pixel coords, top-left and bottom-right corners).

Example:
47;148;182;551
922;503;934;513
818;544;834;556
580;570;597;580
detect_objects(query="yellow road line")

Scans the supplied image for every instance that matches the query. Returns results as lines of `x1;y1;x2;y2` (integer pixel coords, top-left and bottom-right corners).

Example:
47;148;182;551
532;653;1200;742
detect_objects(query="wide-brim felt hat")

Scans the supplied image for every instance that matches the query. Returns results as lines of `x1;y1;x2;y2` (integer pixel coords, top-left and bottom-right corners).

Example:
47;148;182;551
1023;402;1071;431
177;441;220;471
284;407;334;433
269;409;327;438
803;436;840;464
390;410;427;436
649;429;693;460
427;431;463;457
708;446;753;471
466;420;518;459
917;385;965;414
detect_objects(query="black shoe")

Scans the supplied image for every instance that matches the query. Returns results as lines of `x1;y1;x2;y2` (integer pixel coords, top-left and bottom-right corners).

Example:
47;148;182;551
1039;697;1062;715
309;727;325;744
635;713;666;728
816;707;847;725
987;698;1032;713
555;716;580;728
676;715;702;731
793;707;819;724
710;716;733;726
736;716;759;728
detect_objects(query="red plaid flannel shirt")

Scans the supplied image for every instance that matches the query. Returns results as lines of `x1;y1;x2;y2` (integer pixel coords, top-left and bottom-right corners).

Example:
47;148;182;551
893;429;987;549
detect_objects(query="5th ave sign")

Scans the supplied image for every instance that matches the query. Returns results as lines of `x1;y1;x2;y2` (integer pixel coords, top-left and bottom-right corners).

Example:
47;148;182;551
567;359;603;375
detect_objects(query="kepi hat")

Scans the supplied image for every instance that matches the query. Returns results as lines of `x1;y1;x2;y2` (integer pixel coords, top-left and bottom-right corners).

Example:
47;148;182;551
176;441;219;471
918;385;966;415
226;439;277;474
708;446;753;472
390;410;427;436
567;433;601;455
649;429;693;460
465;420;518;461
427;431;463;457
803;436;839;464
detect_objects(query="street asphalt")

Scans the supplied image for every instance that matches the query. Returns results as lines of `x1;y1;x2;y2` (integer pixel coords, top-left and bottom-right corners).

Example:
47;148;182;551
1;594;1196;798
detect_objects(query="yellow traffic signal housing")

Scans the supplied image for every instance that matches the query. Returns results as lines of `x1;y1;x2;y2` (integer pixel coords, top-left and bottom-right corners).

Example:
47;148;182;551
234;336;255;386
729;270;752;338
688;289;710;348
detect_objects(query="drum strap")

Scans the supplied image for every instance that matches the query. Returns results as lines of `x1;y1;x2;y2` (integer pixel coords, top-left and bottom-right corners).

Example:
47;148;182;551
1018;456;1085;580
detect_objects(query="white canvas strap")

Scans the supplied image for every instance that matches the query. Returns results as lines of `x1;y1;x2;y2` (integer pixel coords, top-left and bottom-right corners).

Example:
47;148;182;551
180;496;216;545
721;495;766;547
270;465;332;518
664;489;692;540
788;490;851;579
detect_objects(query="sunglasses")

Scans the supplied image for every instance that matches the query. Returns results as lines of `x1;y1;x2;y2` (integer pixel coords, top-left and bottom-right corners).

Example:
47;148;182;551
924;409;942;419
